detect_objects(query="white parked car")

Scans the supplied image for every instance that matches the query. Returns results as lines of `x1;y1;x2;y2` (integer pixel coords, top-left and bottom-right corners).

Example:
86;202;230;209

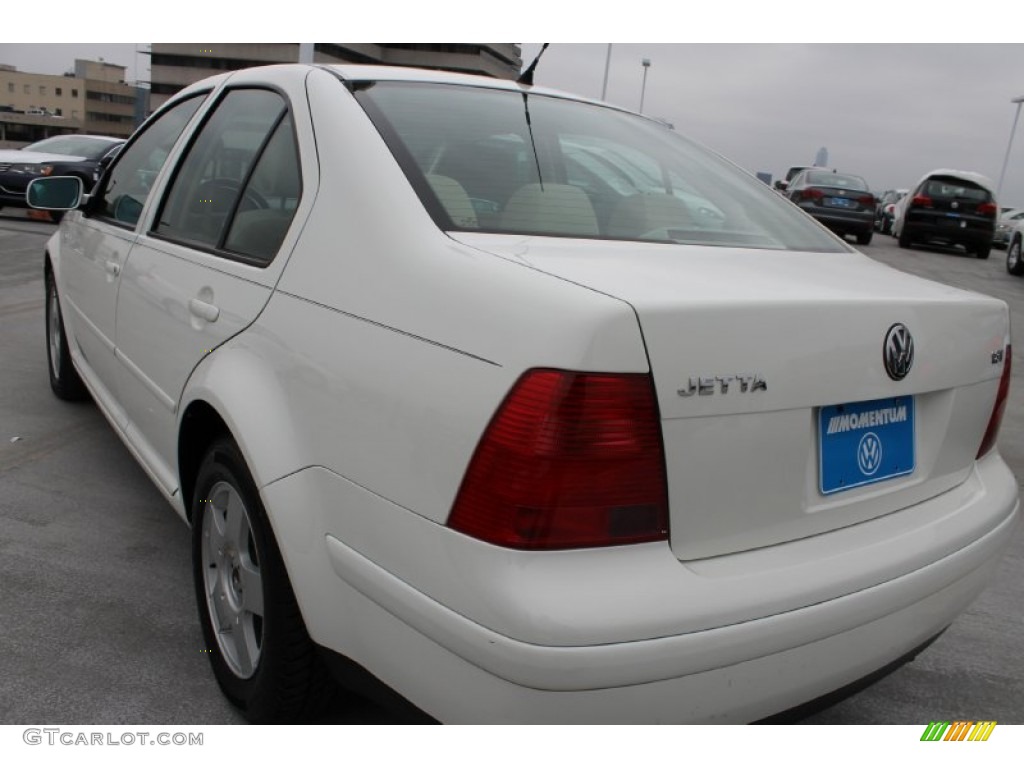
1005;220;1024;276
994;207;1024;249
30;64;1019;724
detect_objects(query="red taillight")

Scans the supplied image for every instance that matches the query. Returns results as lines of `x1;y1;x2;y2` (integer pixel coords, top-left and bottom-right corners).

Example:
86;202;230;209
800;187;824;201
977;345;1012;459
448;369;669;549
977;202;998;217
858;194;876;207
911;194;933;208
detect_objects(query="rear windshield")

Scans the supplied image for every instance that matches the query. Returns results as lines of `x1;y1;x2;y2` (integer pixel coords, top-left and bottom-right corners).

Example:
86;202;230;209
922;177;991;202
804;171;868;191
354;82;847;252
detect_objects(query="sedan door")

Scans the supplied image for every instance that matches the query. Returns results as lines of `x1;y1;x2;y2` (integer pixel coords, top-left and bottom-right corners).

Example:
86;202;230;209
113;73;314;499
57;94;207;421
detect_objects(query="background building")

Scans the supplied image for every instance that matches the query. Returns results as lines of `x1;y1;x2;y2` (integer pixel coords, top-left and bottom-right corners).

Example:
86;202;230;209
148;43;522;111
0;59;140;148
77;59;137;139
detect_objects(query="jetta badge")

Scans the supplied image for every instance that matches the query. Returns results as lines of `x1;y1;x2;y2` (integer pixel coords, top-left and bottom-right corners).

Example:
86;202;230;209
883;323;914;381
677;374;767;397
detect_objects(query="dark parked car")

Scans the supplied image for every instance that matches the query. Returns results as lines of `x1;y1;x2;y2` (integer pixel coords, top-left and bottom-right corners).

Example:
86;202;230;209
892;170;998;259
874;189;907;235
787;169;876;245
0;135;124;213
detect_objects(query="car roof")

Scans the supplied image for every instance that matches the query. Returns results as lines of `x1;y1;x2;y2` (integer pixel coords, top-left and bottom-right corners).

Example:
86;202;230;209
180;63;639;120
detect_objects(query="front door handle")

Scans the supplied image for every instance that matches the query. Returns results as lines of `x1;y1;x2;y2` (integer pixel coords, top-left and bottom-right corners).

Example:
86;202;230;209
188;297;220;323
104;260;120;276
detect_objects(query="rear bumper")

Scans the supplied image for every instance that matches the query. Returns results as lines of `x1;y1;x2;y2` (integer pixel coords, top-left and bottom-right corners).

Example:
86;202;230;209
903;216;995;247
264;453;1019;723
798;204;873;234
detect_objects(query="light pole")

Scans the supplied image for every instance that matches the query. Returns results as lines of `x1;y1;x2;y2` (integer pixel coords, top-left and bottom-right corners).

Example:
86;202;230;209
639;58;651;114
601;44;612;101
997;95;1024;200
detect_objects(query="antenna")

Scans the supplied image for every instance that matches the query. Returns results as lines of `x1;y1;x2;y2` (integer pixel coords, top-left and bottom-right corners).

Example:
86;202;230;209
517;44;549;86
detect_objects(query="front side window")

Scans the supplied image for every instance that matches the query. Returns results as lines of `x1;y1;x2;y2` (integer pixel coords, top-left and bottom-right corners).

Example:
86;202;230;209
355;82;846;252
153;88;300;265
96;93;207;227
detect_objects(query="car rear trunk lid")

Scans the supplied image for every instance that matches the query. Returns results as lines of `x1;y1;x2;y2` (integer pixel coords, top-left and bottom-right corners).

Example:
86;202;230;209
452;233;1009;560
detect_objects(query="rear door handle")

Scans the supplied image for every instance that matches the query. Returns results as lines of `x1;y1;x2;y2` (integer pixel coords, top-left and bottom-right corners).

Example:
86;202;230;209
188;298;220;323
104;260;120;276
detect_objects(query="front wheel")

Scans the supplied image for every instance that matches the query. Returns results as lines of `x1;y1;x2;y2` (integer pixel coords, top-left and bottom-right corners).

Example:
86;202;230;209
1007;238;1024;275
45;271;88;401
192;438;334;723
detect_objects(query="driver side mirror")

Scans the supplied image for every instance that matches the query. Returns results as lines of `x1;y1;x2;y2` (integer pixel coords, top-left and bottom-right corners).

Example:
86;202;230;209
27;176;84;211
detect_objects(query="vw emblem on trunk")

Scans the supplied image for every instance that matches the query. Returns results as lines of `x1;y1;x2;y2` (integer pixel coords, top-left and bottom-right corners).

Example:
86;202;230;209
884;323;914;381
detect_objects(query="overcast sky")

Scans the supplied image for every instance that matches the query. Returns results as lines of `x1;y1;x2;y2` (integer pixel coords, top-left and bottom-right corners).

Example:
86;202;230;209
522;44;1024;206
3;41;1023;205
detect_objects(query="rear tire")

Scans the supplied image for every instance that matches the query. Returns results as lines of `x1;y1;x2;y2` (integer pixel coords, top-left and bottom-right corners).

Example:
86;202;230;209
974;244;991;260
45;270;88;401
1007;238;1024;275
856;230;873;246
897;228;912;249
192;437;335;723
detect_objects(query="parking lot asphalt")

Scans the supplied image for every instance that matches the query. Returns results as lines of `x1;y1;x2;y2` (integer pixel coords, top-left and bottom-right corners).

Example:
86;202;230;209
1;211;1021;725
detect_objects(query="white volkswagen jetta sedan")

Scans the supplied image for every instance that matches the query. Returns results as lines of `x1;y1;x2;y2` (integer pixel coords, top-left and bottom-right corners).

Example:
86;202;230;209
30;64;1018;724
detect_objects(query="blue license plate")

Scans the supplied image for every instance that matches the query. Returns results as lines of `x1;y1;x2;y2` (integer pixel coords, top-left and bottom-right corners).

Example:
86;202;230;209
827;197;854;208
819;396;915;495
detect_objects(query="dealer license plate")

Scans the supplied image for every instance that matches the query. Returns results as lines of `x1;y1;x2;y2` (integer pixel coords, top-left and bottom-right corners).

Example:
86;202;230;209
819;396;915;495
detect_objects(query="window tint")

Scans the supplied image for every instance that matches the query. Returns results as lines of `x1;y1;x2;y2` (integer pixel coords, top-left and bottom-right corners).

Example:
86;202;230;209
804;171;868;190
154;89;290;260
923;178;991;202
222;113;301;263
98;94;206;226
357;82;846;252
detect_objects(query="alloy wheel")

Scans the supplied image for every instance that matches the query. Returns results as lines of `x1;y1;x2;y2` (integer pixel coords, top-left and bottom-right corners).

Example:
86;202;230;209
200;480;264;679
48;282;62;378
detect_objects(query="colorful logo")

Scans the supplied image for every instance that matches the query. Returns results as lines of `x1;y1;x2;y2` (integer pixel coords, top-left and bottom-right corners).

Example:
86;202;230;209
920;721;997;741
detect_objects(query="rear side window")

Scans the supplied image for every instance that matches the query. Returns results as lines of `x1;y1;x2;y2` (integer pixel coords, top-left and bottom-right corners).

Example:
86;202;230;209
154;89;301;266
98;94;206;226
